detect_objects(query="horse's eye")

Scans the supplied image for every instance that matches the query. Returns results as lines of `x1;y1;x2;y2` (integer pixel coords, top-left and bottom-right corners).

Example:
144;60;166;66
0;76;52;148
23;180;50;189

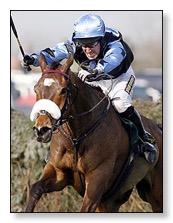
60;88;67;95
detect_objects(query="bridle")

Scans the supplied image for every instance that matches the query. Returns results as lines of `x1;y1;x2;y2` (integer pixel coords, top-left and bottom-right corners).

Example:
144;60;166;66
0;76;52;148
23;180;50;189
40;69;74;129
40;69;111;133
42;69;70;79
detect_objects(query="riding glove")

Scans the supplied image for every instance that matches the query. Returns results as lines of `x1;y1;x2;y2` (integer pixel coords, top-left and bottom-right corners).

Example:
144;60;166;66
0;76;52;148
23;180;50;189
78;69;92;81
78;69;98;82
23;55;35;66
21;55;35;71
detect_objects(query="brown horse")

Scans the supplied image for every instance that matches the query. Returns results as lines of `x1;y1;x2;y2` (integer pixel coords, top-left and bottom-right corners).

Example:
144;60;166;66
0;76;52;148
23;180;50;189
26;54;163;212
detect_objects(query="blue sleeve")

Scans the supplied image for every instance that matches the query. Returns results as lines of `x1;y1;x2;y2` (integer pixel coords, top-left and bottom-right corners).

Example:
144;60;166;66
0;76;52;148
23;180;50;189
31;38;76;67
98;40;126;74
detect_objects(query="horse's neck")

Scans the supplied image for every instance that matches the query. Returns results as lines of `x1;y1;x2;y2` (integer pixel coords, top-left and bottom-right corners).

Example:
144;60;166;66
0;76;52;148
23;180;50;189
70;72;105;110
69;73;106;134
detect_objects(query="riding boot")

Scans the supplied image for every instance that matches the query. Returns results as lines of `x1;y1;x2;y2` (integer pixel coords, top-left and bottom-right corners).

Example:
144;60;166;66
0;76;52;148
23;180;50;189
120;106;157;164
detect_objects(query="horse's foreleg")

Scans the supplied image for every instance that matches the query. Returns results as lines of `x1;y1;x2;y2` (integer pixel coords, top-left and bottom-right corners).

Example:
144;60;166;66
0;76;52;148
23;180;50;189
25;163;56;212
25;162;68;212
80;184;101;212
25;179;45;212
80;170;110;212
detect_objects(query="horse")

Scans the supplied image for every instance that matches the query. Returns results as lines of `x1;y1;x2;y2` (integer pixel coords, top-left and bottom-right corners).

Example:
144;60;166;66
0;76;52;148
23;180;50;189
26;53;163;212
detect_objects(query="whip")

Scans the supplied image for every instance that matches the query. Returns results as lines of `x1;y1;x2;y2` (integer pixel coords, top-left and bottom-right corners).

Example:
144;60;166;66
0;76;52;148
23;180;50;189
11;15;31;71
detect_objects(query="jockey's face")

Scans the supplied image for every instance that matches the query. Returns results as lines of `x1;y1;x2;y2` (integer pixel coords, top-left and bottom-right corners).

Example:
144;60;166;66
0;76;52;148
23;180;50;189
82;41;100;60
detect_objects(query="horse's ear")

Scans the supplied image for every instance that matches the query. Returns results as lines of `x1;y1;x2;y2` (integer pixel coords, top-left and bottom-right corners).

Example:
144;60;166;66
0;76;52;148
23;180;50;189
61;54;74;73
39;53;49;72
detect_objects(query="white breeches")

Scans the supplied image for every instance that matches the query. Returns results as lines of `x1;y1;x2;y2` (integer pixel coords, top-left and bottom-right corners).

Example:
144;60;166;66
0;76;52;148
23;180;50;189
86;66;135;113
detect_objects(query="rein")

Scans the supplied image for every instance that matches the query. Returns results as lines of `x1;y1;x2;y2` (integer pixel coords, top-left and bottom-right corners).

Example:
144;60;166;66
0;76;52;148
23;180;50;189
41;70;111;138
40;69;112;150
41;69;112;146
71;97;111;146
41;69;111;132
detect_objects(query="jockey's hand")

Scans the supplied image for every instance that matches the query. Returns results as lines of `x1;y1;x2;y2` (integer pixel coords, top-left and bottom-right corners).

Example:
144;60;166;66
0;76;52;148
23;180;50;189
78;69;91;82
23;55;35;65
22;55;35;71
78;69;98;82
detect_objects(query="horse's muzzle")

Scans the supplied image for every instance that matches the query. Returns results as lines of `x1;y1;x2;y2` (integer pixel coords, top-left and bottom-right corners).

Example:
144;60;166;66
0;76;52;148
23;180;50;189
33;126;52;143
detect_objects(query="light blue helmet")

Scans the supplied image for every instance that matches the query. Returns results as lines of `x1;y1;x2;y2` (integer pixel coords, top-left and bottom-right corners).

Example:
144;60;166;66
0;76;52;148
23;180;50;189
73;14;105;40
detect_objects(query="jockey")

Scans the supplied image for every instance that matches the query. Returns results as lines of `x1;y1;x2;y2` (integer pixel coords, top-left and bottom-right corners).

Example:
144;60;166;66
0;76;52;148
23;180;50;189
23;14;157;164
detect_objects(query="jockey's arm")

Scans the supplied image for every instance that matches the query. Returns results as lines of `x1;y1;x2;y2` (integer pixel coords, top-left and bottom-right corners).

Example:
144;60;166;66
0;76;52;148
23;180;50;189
29;38;76;67
97;41;126;76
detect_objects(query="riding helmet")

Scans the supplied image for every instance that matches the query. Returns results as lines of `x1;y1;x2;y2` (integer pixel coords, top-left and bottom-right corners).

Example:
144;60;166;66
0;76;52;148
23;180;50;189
73;14;105;43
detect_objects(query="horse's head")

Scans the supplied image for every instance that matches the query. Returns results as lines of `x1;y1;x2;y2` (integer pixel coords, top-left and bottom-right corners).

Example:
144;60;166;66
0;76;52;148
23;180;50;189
30;53;73;143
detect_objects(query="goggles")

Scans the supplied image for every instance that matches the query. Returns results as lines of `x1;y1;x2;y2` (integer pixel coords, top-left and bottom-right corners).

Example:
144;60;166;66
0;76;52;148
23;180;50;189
76;37;101;48
80;41;99;48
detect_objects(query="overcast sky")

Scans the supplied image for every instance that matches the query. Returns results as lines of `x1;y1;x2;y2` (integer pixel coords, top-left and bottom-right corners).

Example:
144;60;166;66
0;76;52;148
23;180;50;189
11;10;162;56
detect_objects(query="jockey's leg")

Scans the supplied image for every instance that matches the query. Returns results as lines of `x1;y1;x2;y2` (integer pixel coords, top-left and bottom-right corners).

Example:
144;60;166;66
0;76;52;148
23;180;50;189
86;67;157;163
106;68;157;164
119;106;157;164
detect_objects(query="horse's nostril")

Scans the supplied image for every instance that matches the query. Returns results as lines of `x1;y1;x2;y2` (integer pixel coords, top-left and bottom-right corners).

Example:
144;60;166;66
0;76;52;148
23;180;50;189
40;127;51;135
33;126;51;136
33;126;52;143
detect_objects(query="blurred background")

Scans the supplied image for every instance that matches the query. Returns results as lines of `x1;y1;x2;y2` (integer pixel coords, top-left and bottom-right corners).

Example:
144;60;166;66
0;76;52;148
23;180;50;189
11;10;162;116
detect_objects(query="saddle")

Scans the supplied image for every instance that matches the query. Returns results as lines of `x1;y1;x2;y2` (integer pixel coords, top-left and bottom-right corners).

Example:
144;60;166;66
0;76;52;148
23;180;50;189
120;117;139;146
